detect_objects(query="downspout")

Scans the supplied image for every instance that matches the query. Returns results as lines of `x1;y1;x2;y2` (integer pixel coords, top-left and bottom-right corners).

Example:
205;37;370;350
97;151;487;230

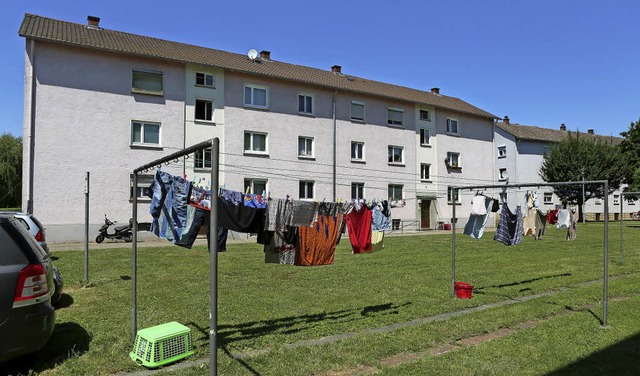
27;39;36;214
332;90;338;201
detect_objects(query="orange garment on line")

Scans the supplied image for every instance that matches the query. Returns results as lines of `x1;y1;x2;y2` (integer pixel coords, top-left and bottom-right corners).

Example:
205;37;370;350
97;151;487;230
295;214;343;266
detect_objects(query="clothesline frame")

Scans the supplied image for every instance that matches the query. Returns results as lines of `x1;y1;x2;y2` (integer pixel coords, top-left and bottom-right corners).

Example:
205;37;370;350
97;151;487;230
619;191;640;264
132;138;220;376
449;180;611;327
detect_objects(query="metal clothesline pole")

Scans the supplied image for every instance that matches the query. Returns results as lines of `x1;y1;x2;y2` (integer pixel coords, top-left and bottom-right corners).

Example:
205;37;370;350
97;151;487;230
449;180;610;327
619;191;640;265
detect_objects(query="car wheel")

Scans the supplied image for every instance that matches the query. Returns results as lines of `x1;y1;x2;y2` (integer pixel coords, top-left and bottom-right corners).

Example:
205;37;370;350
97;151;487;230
95;234;105;243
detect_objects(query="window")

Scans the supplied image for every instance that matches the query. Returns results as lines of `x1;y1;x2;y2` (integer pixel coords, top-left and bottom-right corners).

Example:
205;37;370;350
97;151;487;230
196;72;214;87
420;163;431;181
392;219;401;231
544;192;553;204
388;146;404;164
351;101;365;122
132;69;163;95
351;141;365;162
195;148;212;169
130;174;154;200
614;194;619;205
499;168;508;180
388;184;403;201
244;84;268;108
298;93;314;115
195;99;213;121
420;129;430;146
498;145;507;158
446;152;460;168
351;182;364;200
448;187;460;203
131;121;160;146
387;108;404;126
299;181;314;199
298;136;314;158
447;118;459;135
244;131;267;154
244;178;267;195
595;199;602;205
419;110;430;121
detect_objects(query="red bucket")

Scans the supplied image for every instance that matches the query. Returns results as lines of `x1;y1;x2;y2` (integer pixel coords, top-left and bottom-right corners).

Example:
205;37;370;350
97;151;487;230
454;282;473;299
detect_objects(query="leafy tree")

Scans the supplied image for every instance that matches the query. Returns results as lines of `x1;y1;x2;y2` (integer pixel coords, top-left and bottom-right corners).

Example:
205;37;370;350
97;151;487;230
0;133;22;208
539;132;627;221
619;119;640;192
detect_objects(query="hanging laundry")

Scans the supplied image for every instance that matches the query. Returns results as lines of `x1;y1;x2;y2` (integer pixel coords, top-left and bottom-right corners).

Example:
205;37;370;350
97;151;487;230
175;205;207;248
557;209;571;229
493;204;524;246
264;227;297;264
463;196;493;239
289;200;319;227
547;209;559;225
523;208;537;236
535;209;548;240
217;196;265;233
566;209;577;240
244;192;267;209
346;206;373;254
491;199;500;213
471;195;488;216
295;214;343;266
265;198;293;232
148;170;191;244
371;200;392;231
371;230;384;251
390;199;406;208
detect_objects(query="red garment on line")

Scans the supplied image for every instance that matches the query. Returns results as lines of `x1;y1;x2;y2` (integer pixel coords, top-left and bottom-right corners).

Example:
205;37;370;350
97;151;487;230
346;207;373;254
547;209;558;225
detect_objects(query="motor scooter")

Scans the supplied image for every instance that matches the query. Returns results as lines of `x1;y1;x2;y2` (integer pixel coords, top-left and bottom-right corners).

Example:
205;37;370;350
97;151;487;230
96;214;133;243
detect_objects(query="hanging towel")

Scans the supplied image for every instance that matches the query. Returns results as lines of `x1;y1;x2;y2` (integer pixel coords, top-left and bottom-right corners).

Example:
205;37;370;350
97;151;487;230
346;206;373;254
471;195;488;216
523;208;537;236
547;209;559;225
295;214;343;266
566;210;577;240
493;204;523;246
557;209;570;229
265;198;294;232
288;200;319;227
535;209;548;239
463;196;493;239
371;230;384;251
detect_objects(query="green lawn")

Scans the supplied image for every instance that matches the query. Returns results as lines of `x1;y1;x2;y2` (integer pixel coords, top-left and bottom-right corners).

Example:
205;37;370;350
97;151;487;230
4;221;640;375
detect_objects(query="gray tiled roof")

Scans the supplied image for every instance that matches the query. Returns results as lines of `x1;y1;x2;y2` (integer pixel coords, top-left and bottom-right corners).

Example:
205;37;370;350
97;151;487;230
496;122;623;145
19;14;497;120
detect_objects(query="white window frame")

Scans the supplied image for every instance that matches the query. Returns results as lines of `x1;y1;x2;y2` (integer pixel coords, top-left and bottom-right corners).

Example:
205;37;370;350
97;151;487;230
298;92;314;115
498;145;507;158
448;187;460;204
130;174;154;200
447;118;459;135
351;141;365;162
132;68;163;96
195;98;214;122
543;192;553;205
244;178;268;195
244;131;268;155
195;72;215;88
447;152;460;168
351;101;365;122
419;109;431;121
420;163;431;181
195;147;212;169
387;107;404;127
614;194;620;205
131;121;161;147
244;84;269;109
420;129;431;146
351;182;365;200
298;136;314;159
299;180;314;200
499;168;508;181
388;145;404;165
388;184;403;201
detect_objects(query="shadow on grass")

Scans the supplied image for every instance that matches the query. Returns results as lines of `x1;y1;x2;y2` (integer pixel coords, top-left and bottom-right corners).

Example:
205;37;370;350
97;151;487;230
53;293;74;310
475;273;572;290
0;322;90;376
546;331;640;375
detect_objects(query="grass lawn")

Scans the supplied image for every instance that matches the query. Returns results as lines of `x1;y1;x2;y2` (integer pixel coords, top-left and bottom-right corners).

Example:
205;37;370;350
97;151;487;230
3;221;640;375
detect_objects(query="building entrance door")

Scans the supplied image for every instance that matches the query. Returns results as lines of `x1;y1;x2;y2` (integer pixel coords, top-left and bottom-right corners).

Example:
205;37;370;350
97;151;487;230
421;199;431;229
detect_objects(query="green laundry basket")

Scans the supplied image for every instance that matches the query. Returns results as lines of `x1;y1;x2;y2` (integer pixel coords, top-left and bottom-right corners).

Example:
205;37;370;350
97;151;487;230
130;321;195;368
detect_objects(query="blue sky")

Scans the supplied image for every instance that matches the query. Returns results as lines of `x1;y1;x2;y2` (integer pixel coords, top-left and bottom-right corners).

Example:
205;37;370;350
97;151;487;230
1;0;639;138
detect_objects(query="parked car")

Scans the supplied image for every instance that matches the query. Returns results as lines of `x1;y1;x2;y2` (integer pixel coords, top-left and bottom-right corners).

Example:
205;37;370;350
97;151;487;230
0;211;63;304
0;215;56;363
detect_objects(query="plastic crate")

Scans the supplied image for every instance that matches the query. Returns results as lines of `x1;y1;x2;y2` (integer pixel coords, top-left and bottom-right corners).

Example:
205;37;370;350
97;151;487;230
129;321;194;368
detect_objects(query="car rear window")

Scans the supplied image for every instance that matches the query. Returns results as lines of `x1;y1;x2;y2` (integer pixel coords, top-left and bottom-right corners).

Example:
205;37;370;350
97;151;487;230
0;222;30;266
15;217;30;230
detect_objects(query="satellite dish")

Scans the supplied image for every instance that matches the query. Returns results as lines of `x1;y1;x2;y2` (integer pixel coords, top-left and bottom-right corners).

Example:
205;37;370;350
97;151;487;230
247;49;258;60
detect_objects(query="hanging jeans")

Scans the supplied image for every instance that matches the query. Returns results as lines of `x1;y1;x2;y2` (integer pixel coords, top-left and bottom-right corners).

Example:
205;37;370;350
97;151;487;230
148;170;191;243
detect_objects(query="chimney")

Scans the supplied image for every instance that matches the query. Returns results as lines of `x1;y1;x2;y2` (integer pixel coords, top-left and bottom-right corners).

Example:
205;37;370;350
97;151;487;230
587;129;594;134
431;87;440;94
560;123;567;131
331;65;342;74
260;50;271;60
87;16;100;28
503;116;510;124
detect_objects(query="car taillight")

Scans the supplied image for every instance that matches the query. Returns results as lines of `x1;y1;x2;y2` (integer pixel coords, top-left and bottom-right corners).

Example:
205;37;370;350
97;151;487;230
14;264;50;303
35;229;44;242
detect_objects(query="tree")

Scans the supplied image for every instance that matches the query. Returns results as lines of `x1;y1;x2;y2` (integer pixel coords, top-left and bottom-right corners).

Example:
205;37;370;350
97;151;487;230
0;133;22;208
619;119;640;192
539;132;627;221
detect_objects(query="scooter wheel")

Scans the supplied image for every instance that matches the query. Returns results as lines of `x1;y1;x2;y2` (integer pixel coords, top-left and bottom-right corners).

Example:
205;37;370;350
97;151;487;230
95;234;105;243
123;235;132;242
